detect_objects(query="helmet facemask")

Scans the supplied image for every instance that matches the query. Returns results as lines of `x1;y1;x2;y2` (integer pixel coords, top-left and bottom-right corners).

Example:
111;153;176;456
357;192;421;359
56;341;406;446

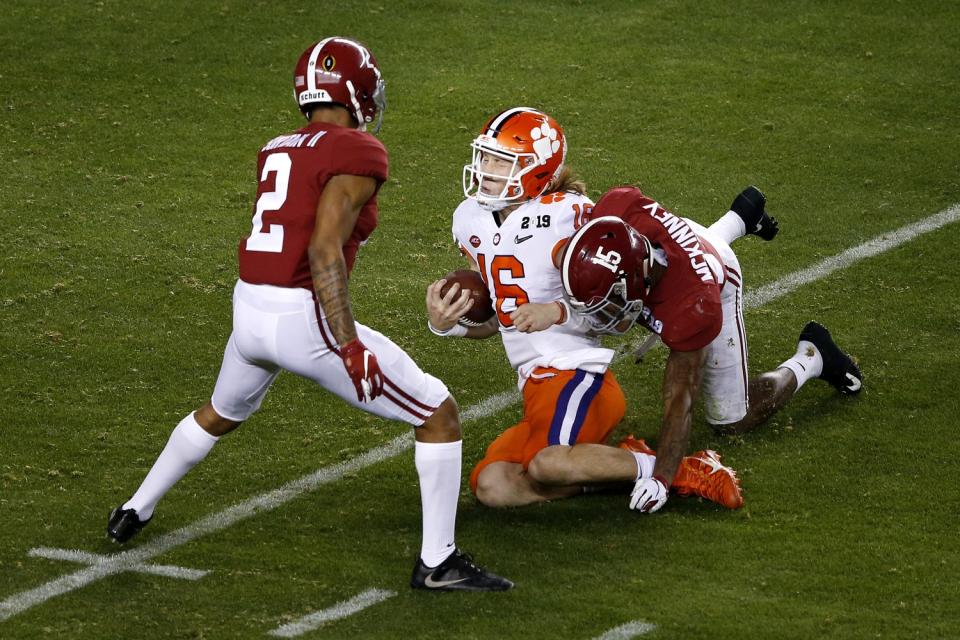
567;277;646;335
561;216;656;336
344;75;386;133
462;138;537;211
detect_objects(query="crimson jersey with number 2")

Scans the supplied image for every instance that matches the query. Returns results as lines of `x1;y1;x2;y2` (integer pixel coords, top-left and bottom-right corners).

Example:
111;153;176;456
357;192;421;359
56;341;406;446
238;121;388;290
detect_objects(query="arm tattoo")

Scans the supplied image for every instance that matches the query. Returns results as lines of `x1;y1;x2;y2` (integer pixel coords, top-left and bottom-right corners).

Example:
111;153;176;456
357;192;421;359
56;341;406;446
311;257;357;346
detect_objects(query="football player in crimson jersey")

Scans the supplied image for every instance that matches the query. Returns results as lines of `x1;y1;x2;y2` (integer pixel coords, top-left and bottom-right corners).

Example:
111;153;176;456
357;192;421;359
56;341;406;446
560;186;863;513
107;37;511;591
426;108;744;511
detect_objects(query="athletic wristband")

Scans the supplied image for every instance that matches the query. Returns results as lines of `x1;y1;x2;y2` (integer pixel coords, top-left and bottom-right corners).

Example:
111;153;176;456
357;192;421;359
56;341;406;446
428;320;468;337
553;300;570;325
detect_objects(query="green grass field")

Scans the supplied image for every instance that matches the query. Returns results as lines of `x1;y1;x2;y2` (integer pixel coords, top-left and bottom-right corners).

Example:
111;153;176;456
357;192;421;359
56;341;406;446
2;1;959;638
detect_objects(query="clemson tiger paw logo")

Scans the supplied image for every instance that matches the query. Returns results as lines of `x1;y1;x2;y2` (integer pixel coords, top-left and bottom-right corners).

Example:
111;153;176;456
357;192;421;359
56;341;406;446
530;123;561;164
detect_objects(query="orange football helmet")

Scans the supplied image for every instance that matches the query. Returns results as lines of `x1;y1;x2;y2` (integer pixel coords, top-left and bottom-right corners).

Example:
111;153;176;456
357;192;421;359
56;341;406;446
462;107;567;211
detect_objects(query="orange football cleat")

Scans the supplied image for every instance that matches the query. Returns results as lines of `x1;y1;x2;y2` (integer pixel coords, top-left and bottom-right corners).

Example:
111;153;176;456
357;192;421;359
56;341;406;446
672;450;744;509
618;436;743;509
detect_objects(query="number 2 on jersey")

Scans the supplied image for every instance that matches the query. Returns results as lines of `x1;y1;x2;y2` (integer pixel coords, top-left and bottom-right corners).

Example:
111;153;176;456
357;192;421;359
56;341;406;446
477;254;530;327
246;152;291;253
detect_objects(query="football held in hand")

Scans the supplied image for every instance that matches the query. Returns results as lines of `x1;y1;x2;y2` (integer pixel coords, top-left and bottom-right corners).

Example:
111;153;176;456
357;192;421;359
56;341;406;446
440;270;495;326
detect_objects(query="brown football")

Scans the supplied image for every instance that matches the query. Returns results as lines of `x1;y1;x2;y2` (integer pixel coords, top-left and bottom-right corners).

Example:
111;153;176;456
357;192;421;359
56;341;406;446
439;269;495;326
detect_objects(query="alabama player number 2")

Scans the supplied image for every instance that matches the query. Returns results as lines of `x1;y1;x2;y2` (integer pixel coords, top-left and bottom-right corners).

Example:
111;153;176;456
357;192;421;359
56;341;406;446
246;152;291;253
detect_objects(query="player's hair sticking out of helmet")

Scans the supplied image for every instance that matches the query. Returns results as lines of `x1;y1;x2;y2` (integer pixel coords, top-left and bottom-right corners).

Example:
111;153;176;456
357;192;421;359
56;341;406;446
548;166;587;196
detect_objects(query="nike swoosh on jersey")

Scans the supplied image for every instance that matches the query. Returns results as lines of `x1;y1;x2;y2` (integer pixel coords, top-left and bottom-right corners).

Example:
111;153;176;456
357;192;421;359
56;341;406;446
423;575;469;588
514;234;533;243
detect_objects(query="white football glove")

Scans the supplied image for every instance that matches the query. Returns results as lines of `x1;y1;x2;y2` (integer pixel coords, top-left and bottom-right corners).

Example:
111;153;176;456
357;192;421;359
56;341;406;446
630;476;668;513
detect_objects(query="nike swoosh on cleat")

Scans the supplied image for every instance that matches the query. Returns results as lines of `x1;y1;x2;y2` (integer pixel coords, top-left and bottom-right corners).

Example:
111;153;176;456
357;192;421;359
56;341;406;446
514;234;533;244
424;575;469;588
845;372;862;391
697;453;725;475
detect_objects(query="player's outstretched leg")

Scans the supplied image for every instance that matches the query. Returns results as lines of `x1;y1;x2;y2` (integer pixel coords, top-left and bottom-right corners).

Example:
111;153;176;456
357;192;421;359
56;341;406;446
107;406;231;543
412;396;513;591
799;321;863;394
731;186;779;240
411;548;514;592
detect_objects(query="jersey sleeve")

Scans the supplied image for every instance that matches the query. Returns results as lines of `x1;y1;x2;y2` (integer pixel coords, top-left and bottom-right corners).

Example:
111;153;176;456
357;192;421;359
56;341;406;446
591;186;648;221
659;291;723;352
327;130;389;183
450;200;476;262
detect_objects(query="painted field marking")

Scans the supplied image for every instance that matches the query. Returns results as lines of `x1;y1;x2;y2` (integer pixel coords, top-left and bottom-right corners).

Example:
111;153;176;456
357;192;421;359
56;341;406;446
746;205;960;309
267;588;396;638
2;203;958;623
592;620;657;640
0;435;411;623
28;547;208;581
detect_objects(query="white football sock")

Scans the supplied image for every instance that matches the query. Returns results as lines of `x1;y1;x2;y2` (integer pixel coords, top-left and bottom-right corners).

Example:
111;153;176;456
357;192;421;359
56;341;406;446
123;412;219;520
415;439;461;568
779;340;824;391
708;210;747;245
632;452;656;481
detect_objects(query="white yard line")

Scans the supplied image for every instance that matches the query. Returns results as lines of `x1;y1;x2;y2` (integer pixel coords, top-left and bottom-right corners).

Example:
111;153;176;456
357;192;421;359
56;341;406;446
746;205;960;309
28;547;208;580
0;434;411;622
267;589;397;638
591;620;657;640
2;204;959;623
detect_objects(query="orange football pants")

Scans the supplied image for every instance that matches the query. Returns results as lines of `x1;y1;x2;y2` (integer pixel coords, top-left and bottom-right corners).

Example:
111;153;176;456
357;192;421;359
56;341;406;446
470;367;626;494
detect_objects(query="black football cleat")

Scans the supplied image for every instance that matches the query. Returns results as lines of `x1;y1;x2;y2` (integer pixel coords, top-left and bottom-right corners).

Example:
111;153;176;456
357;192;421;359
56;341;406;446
730;185;779;240
799;321;863;395
411;548;514;592
107;506;151;543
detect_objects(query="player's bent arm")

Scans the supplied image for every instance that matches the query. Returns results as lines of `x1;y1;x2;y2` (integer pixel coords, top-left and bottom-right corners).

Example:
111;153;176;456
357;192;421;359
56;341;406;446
653;346;707;483
464;315;499;339
308;174;378;346
510;302;565;333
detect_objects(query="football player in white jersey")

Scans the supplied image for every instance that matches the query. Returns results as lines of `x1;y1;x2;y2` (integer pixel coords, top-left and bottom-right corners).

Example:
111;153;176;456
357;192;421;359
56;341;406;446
426;108;743;510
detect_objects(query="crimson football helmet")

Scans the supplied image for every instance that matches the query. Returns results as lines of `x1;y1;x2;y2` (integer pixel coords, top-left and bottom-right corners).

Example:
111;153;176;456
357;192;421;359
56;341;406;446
293;37;386;132
560;216;655;334
462;107;567;211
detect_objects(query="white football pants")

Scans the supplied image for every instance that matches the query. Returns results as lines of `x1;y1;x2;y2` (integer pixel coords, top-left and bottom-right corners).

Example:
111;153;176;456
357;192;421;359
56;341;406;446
686;221;750;425
210;280;449;425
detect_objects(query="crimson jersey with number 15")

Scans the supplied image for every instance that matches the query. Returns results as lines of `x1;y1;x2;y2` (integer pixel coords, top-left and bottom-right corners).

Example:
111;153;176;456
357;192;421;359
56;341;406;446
592;186;726;352
238;121;389;290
